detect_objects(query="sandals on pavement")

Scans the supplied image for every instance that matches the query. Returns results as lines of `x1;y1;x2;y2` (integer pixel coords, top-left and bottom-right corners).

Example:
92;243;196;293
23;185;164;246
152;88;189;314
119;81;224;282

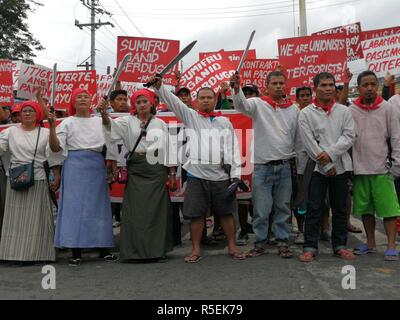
347;225;363;233
334;249;356;261
184;254;202;263
384;249;399;261
299;252;316;263
229;252;247;261
278;246;293;259
246;247;265;258
353;243;377;256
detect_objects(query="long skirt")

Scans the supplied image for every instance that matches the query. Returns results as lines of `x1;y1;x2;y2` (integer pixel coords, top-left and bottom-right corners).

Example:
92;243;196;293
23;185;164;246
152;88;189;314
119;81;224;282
54;150;114;248
0;180;56;261
120;153;173;260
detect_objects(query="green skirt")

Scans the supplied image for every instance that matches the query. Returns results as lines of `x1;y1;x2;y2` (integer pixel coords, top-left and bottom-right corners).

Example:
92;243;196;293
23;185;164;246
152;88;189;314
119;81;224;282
120;153;173;260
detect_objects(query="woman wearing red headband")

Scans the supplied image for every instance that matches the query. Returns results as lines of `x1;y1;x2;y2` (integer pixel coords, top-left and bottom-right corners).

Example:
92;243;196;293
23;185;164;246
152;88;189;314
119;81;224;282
49;88;117;267
100;88;176;263
0;101;61;264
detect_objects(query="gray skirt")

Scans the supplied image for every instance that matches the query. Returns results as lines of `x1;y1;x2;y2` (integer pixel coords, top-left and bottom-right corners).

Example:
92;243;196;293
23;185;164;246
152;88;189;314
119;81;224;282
0;180;56;262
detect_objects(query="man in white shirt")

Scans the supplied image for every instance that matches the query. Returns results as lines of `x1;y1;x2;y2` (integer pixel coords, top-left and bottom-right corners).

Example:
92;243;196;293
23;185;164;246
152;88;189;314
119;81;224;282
231;71;300;258
298;72;356;263
150;75;246;263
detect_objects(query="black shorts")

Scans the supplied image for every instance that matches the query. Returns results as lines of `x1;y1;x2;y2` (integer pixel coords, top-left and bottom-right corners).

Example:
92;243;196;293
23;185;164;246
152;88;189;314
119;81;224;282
183;177;236;219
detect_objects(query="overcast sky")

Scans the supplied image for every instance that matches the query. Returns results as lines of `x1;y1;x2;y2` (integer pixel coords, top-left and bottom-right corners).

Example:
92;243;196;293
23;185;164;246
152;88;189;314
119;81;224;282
28;0;400;78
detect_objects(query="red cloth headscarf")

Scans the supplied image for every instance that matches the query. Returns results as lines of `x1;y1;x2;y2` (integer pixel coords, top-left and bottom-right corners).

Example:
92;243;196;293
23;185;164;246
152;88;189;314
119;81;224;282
261;95;293;109
313;98;335;116
69;88;92;116
20;101;44;126
130;89;158;114
12;104;21;114
353;96;384;112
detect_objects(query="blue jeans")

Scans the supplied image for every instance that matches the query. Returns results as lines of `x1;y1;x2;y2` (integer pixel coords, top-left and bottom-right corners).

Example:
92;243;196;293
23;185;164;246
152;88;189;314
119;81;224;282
252;163;292;247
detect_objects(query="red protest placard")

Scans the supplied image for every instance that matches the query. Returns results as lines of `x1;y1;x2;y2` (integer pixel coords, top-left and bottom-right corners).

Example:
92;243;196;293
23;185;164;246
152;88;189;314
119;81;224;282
0;60;14;107
179;51;236;101
362;26;400;41
313;22;363;62
199;49;257;69
17;63;52;100
362;34;400;77
52;70;97;110
240;59;279;90
278;33;347;97
117;36;180;85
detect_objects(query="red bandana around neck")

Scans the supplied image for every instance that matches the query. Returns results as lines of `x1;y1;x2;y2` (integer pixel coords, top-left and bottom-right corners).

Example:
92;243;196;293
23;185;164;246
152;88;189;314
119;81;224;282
197;110;222;118
260;95;293;110
354;96;384;112
313;98;335;116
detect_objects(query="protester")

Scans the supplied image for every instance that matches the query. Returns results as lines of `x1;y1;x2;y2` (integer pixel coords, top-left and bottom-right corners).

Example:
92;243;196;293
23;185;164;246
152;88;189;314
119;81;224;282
108;89;130;228
151;75;246;263
350;71;400;261
383;73;396;101
50;88;117;267
11;105;21;124
298;72;356;263
231;71;300;259
101;88;176;262
0;106;12;124
0;101;60;264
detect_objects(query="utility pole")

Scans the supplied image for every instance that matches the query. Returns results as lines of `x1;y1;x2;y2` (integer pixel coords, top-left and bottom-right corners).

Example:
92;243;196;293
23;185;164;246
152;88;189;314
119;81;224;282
299;0;308;36
75;0;114;70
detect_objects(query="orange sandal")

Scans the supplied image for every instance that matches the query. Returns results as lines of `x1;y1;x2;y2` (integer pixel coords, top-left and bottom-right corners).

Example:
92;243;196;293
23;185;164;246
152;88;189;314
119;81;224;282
334;249;356;261
299;252;316;263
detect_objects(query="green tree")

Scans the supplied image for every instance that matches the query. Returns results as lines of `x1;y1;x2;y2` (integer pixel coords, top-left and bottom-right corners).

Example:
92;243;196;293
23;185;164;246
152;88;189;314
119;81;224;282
0;0;44;63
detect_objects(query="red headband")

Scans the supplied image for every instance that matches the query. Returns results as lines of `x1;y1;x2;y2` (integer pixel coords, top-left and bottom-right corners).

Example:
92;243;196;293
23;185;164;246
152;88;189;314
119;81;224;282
70;88;92;116
130;89;157;114
20;101;44;126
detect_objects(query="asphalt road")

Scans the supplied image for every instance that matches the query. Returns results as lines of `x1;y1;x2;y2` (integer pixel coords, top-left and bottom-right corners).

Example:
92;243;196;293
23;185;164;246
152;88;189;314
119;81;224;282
0;217;399;300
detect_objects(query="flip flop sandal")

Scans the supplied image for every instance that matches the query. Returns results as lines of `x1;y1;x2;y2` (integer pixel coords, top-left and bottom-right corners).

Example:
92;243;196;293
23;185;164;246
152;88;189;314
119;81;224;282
353;243;377;255
184;255;202;263
299;252;315;263
278;246;293;259
347;225;363;233
334;249;356;261
229;252;247;261
384;249;399;261
246;247;265;258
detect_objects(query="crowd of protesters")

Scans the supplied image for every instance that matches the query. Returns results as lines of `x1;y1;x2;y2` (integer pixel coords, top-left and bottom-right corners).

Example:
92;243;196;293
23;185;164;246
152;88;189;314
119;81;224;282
0;67;399;266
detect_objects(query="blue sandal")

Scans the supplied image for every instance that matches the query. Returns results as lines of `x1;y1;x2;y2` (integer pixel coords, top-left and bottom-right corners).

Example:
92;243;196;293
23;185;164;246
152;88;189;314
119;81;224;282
353;243;377;255
384;249;399;261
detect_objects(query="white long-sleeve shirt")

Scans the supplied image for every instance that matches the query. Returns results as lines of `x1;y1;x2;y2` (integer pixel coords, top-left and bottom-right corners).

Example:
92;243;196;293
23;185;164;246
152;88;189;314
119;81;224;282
0;126;60;180
155;85;241;181
104;115;176;167
298;103;355;175
350;100;400;176
56;116;115;160
232;89;300;164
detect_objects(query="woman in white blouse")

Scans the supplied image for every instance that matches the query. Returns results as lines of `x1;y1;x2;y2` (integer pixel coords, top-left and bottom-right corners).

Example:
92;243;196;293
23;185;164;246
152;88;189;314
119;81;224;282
49;88;117;267
0;101;60;264
100;89;177;262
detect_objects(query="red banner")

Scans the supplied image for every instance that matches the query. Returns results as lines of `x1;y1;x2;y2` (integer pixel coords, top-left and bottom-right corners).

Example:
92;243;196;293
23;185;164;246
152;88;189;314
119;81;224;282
362;26;400;41
313;22;363;62
240;59;279;90
199;49;257;69
0;60;14;107
179;51;236;101
52;70;97;110
117;36;180;85
278;33;347;97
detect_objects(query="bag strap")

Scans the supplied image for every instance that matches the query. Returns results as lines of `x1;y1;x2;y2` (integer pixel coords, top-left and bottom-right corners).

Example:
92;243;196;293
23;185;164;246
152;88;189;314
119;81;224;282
32;126;41;165
126;116;153;161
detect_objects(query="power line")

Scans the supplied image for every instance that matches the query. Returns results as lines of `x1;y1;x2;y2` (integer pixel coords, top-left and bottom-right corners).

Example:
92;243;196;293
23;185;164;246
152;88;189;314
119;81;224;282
113;0;144;36
102;0;298;12
105;0;361;20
